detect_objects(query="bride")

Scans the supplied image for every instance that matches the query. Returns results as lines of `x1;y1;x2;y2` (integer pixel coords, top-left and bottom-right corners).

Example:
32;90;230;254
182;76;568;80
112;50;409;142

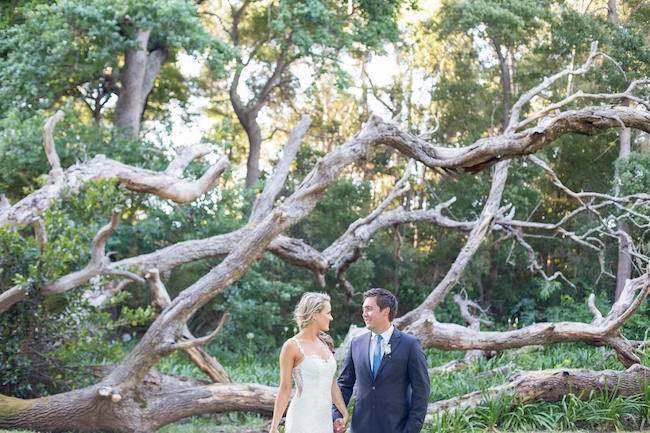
269;292;349;433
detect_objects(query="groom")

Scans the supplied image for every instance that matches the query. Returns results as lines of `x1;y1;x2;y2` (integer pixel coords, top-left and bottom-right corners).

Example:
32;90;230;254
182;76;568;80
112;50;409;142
332;288;430;433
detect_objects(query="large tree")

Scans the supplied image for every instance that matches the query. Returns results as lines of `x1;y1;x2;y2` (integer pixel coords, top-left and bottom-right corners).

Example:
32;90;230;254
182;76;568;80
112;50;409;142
201;0;406;187
0;0;228;136
2;36;650;430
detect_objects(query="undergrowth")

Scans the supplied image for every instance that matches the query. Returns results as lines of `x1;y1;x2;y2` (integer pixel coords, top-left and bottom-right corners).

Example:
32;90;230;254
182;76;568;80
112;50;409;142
151;342;650;432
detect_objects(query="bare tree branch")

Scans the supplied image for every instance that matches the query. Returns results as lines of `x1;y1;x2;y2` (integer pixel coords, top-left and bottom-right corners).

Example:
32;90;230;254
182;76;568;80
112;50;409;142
394;160;511;328
41;209;128;295
165;145;214;177
250;115;311;222
624;2;650;26
32;217;47;253
0;118;231;227
145;269;231;383
405;270;650;368
43;110;65;173
0;194;10;212
169;311;230;351
508;41;599;133
0;286;28;315
515;90;650;131
427;365;650;417
335;248;362;303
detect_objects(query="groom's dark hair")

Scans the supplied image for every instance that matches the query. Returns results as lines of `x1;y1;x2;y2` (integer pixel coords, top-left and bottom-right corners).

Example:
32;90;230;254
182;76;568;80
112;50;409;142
364;288;398;321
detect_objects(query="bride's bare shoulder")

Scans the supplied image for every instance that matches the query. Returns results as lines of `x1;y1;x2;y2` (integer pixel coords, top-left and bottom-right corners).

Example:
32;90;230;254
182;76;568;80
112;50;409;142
281;337;302;354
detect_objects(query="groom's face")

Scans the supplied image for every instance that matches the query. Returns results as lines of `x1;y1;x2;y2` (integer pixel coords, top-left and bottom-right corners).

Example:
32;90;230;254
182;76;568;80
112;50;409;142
362;296;390;334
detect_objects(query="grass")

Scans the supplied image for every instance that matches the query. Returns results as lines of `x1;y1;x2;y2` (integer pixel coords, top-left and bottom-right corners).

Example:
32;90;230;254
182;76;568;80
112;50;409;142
5;343;650;432
158;413;269;433
155;342;650;432
422;343;650;432
155;348;281;386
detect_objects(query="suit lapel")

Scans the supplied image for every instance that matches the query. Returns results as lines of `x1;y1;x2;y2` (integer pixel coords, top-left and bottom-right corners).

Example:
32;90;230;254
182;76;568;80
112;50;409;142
374;326;402;380
358;331;373;381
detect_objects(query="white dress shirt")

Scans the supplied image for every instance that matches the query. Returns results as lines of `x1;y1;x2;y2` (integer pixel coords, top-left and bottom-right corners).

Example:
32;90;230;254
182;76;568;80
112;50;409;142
369;324;394;371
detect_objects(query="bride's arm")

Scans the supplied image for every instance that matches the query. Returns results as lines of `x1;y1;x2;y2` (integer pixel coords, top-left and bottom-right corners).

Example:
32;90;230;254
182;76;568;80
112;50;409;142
331;378;350;426
270;340;297;433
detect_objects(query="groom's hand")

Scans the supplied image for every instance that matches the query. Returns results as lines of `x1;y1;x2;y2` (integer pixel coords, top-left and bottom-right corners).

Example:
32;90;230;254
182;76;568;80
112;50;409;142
333;418;347;433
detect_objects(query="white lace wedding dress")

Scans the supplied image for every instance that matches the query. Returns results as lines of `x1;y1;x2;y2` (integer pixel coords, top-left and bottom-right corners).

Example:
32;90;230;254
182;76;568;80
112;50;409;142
285;338;337;433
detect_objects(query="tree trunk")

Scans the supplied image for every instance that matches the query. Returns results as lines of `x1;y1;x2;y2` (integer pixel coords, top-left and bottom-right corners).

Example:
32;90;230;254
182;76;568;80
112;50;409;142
616;100;632;300
0;371;276;433
140;48;168;117
492;38;511;131
113;28;152;138
244;118;263;188
616;223;632;300
428;364;650;416
4;50;650;430
608;0;621;27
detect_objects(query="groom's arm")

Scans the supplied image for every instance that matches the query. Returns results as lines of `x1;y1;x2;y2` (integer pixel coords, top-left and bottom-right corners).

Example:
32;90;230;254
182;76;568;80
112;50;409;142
332;343;356;420
406;339;431;433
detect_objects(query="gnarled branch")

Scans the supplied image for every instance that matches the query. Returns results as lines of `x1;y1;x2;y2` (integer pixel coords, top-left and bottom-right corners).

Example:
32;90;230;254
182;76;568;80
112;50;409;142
145;269;231;383
0;111;231;228
250;114;311;222
42;208;126;296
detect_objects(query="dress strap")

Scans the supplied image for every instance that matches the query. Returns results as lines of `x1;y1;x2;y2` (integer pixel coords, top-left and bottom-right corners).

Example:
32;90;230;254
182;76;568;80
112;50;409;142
292;337;306;356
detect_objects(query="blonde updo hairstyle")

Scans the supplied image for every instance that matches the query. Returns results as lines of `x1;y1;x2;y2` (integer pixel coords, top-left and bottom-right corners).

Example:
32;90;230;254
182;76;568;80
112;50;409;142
293;292;334;352
294;292;330;329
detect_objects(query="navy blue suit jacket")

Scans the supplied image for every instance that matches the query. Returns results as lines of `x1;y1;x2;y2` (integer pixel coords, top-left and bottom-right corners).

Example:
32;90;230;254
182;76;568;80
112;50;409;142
332;327;430;433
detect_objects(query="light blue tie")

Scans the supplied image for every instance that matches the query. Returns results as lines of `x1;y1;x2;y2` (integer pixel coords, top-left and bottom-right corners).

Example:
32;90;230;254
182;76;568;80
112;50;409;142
372;335;383;378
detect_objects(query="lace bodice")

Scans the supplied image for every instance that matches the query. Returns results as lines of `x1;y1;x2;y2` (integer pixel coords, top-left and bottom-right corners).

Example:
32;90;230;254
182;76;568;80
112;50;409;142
285;338;337;433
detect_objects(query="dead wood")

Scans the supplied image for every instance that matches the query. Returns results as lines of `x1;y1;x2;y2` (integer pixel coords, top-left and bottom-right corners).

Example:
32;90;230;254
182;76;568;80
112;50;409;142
0;111;230;228
3;40;650;431
428;364;650;417
145;269;232;383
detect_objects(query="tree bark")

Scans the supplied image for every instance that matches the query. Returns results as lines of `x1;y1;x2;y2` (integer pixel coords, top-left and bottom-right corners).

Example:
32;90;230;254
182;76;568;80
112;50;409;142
616;99;633;300
0;113;230;228
616;223;633;300
491;38;511;131
428;364;650;416
140;48;168;116
608;0;621;27
0;372;276;433
403;272;650;368
244;118;263;188
4;42;650;430
146;269;232;383
114;28;152;138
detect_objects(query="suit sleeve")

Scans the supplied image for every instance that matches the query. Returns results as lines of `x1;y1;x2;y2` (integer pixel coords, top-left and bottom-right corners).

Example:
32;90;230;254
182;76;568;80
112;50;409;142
332;342;356;421
406;338;430;433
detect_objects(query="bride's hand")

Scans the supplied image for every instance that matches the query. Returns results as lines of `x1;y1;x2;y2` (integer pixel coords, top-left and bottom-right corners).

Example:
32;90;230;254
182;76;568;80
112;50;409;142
334;417;348;433
269;426;280;433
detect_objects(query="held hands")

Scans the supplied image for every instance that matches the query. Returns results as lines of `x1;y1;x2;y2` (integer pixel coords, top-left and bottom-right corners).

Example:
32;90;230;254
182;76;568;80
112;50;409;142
334;416;349;433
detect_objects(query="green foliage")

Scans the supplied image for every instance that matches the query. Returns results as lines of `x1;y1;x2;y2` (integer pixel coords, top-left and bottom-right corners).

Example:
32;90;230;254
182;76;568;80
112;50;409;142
439;0;550;46
158;412;269;433
423;344;650;432
3;3;650;429
0;101;174;202
0;0;230;120
175;254;302;354
617;151;650;196
425;391;649;432
0;180;158;397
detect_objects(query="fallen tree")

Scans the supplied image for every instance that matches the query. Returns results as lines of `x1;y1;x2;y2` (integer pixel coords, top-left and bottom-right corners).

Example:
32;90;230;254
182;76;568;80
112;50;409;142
2;42;650;432
427;363;650;417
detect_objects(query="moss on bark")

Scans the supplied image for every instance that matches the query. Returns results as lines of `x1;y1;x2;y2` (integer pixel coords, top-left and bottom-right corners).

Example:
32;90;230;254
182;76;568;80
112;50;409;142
0;394;37;423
